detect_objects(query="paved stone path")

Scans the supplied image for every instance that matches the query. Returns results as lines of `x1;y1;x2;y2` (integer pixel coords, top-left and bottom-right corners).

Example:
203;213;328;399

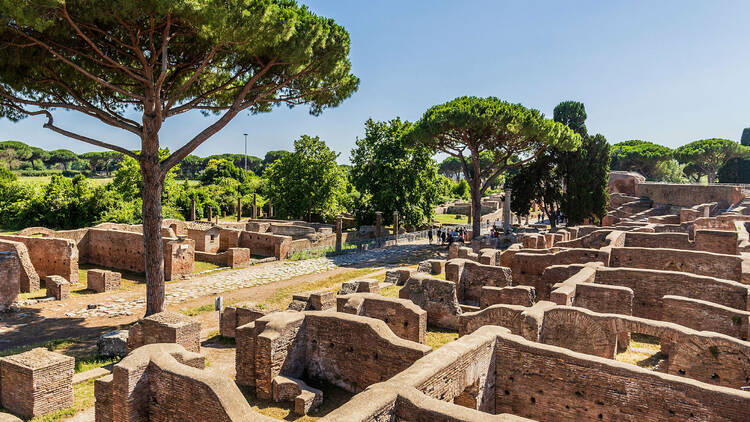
59;242;435;319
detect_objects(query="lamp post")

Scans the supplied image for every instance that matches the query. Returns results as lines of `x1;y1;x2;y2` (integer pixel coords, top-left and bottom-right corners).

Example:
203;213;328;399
243;133;248;171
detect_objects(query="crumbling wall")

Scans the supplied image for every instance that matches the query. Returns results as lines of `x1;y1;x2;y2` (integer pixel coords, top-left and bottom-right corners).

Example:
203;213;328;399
400;273;462;329
0;252;20;310
337;293;427;343
573;283;633;315
511;249;608;299
0;235;78;284
445;259;512;306
239;231;291;259
635;182;743;208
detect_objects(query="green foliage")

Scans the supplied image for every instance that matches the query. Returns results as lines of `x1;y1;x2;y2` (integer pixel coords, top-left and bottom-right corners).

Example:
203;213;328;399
741;128;750;147
452;179;470;200
0;166;17;182
654;159;689;183
408;96;580;232
350;118;443;227
718;155;750;183
200;159;250;185
265;135;347;220
674;138;743;183
438;156;463;180
610;140;673;180
553;100;588;137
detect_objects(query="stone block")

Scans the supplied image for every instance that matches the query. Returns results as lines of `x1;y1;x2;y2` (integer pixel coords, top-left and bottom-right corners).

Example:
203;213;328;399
0;348;74;418
87;269;121;293
337;279;380;295
97;330;129;358
220;302;270;338
45;275;69;300
289;290;335;311
0;252;20;310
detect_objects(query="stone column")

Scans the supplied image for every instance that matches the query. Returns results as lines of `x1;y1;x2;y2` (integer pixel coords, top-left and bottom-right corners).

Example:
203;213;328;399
393;211;399;245
503;189;511;234
268;200;273;218
215;215;219;225
190;199;196;221
208;206;212;222
375;211;383;248
467;204;473;226
252;193;258;219
237;197;242;222
336;215;343;253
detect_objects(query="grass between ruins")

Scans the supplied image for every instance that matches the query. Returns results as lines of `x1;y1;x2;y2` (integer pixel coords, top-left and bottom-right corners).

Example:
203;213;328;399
615;333;665;369
265;267;380;308
434;213;468;225
242;381;353;422
0;338;119;374
19;377;100;422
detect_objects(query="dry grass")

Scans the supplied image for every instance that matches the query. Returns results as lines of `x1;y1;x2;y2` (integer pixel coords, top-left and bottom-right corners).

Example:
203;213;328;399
434;213;468;225
193;261;223;273
379;285;400;298
426;328;459;350
265;267;378;309
615;333;665;369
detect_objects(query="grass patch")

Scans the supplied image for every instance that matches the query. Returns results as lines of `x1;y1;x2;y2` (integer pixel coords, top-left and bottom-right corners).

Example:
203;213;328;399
288;244;359;261
434;213;468;225
193;261;223;273
75;355;119;373
615;334;665;369
426;327;459;350
0;338;77;358
265;267;378;308
1;338;118;376
242;381;353;421
18;176;113;186
18;266;143;300
379;285;400;298
180;303;216;317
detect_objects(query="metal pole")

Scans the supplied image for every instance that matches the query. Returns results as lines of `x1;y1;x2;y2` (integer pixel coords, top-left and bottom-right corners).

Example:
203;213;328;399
243;133;248;171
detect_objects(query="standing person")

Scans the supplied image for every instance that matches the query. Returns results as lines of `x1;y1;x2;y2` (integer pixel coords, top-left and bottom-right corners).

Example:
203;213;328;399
427;228;433;244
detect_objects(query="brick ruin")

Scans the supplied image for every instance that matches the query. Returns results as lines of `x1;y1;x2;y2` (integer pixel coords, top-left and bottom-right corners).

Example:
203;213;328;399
1;178;749;421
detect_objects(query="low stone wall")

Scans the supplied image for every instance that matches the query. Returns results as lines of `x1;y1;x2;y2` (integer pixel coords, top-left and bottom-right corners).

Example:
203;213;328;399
219;302;271;338
622;230;740;255
195;248;250;268
480;286;536;308
662;295;750;341
459;304;526;337
337;293;427;343
609;247;744;281
0;348;73;419
572;283;633;315
94;343;276;422
495;328;750;421
127;311;201;353
0;235;78;284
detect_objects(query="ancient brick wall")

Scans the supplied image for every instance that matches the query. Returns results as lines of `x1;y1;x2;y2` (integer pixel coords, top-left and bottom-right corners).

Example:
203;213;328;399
0;235;78;284
662;295;750;340
623;231;693;249
573;283;633;315
494;331;750;421
446;260;512;306
337;293;427;343
694;229;739;255
239;231;292;258
480;286;535;308
0;240;38;292
85;229;193;280
302;312;431;393
220;303;270;338
459;305;525;337
218;228;241;251
187;227;220;253
0;252;20;309
593;267;749;320
512;249;607;300
635;182;743;208
608;247;743;281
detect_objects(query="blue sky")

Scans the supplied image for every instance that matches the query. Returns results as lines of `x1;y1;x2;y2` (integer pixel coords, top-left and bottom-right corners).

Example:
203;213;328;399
2;0;749;162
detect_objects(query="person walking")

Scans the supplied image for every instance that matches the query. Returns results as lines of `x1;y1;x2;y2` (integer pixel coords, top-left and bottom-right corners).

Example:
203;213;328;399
427;228;433;244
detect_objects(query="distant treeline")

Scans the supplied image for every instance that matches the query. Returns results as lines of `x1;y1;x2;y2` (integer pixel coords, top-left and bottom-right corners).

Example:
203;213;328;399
0;140;290;179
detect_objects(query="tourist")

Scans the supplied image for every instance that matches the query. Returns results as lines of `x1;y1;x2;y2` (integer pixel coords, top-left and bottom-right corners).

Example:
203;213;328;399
427;228;433;244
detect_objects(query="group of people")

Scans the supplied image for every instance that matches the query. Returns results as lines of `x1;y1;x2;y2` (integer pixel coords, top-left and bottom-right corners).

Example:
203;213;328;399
428;227;468;246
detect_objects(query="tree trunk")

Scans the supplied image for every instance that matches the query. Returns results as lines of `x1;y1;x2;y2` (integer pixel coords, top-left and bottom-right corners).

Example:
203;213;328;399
470;151;482;237
141;141;165;316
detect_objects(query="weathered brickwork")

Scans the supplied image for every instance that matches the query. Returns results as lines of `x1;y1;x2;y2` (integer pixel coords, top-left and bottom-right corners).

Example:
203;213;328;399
400;273;462;329
0;240;39;292
0;252;20;309
219;302;271;338
662;295;750;340
480;286;535;308
45;275;70;300
239;230;292;258
609;247;743;281
445;259;512;306
337;293;427;343
187;226;220;253
0;348;73;419
511;248;609;298
127;311;201;353
0;235;78;284
86;269;121;293
572;283;633;315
